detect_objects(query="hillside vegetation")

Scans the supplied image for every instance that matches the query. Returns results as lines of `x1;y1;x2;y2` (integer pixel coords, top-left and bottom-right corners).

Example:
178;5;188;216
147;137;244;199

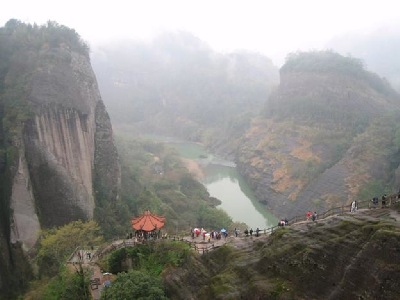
236;51;400;219
94;44;400;220
163;203;400;299
115;134;233;236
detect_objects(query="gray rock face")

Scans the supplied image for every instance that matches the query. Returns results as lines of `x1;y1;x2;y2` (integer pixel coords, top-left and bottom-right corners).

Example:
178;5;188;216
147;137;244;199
9;45;121;248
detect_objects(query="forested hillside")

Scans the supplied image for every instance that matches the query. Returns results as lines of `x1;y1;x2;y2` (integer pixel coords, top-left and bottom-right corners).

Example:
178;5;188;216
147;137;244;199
237;51;400;219
91;32;279;155
115;134;233;236
93;39;400;220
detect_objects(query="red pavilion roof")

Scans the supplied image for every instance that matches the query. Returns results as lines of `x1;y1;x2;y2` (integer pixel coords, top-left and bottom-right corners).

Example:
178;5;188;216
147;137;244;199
131;210;166;231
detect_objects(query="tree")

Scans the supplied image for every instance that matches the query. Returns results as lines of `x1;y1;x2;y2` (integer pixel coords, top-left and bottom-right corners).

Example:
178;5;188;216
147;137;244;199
42;264;90;300
101;270;167;300
36;220;104;276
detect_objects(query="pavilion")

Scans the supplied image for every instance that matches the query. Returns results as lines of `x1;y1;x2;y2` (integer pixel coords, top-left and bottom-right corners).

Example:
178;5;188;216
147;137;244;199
131;210;166;239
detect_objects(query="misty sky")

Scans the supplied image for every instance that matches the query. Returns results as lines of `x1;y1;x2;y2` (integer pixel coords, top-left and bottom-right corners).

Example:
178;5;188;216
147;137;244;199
1;0;399;65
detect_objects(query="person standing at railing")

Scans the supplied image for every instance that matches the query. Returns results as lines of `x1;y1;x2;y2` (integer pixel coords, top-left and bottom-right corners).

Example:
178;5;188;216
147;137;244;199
312;212;317;221
351;200;356;212
372;197;379;208
382;194;387;208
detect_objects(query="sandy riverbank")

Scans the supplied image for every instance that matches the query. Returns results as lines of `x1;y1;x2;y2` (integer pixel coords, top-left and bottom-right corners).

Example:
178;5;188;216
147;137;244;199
181;158;204;180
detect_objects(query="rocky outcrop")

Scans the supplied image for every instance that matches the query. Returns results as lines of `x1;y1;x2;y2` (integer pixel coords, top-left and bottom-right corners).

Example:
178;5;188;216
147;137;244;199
0;21;122;299
9;42;120;247
164;205;400;299
237;52;400;219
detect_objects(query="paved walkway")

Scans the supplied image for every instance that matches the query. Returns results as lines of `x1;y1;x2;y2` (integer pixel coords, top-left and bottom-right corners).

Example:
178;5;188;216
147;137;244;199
68;249;105;300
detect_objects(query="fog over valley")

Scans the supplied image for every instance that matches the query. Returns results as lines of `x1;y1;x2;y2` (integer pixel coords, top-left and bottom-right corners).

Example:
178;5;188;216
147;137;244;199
1;1;400;299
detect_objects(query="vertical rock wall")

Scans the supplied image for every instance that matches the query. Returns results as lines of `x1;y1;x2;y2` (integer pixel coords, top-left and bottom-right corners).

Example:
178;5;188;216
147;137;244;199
10;46;120;247
10;154;40;250
22;105;95;228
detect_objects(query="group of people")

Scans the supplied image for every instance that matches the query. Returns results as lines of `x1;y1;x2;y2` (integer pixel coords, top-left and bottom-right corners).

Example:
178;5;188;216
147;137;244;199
306;211;318;221
191;228;227;242
278;218;289;227
127;229;162;241
243;228;261;237
371;194;388;208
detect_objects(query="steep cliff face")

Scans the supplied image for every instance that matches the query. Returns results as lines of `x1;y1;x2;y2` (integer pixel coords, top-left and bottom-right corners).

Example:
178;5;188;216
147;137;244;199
237;52;400;219
2;24;120;248
0;21;121;298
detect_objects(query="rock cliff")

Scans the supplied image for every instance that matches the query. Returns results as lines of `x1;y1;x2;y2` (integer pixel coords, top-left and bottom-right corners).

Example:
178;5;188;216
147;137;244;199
0;21;121;297
11;31;120;247
237;52;400;219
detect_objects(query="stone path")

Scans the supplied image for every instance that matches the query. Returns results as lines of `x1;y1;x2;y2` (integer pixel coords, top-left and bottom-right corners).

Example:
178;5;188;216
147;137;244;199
68;249;106;300
89;264;104;300
181;232;274;254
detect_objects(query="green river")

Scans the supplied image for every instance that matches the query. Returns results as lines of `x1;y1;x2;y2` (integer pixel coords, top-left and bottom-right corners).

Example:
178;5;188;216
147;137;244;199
163;140;278;229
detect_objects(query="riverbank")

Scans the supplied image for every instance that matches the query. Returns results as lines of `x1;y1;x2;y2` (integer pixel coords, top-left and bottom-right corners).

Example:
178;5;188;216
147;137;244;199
136;135;278;229
181;157;204;180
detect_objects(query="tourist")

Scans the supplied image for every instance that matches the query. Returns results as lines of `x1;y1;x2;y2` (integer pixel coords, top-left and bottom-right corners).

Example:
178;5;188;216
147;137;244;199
255;228;260;237
312;212;317;221
244;229;249;236
350;200;356;212
382;194;387;208
249;228;253;236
